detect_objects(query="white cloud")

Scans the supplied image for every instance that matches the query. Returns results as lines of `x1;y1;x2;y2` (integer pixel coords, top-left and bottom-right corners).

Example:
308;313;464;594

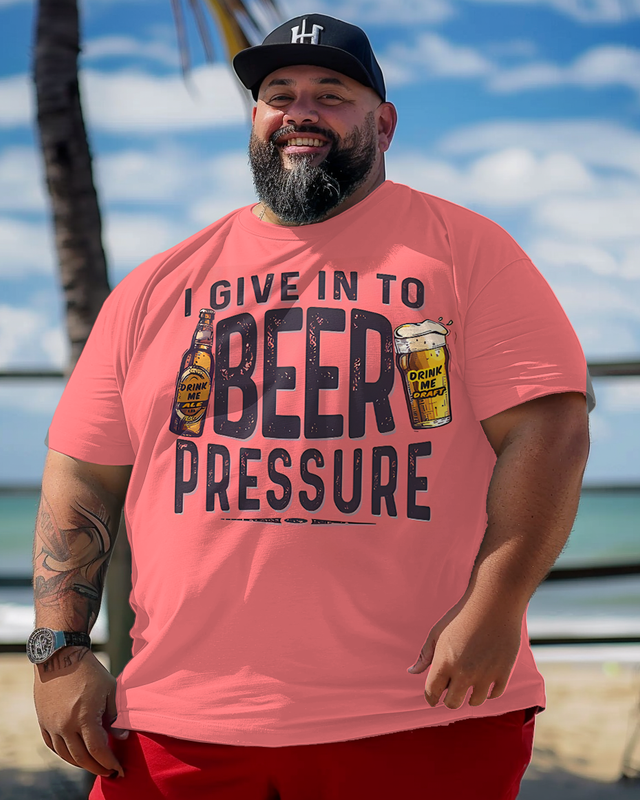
0;384;66;415
93;145;256;221
82;35;180;68
553;281;640;323
99;152;257;270
0;141;258;279
389;116;640;360
189;152;257;226
464;0;640;23
103;212;192;273
439;119;640;179
484;39;538;59
0;218;55;277
0;73;32;129
530;238;619;276
490;44;640;95
380;32;493;86
620;242;640;279
599;378;640;412
42;326;69;368
0;305;67;369
81;65;249;133
72;0;640;24
0;146;47;212
535;195;640;240
95;147;194;203
378;34;640;98
291;0;456;23
387;146;594;207
0;65;250;133
549;282;640;357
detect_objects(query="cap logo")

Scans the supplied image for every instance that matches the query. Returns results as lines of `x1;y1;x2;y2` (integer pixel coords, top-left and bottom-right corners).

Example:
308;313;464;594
290;19;324;45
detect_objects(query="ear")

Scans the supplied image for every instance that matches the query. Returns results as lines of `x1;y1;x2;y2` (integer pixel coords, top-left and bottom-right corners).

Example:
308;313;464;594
252;105;257;124
377;102;398;154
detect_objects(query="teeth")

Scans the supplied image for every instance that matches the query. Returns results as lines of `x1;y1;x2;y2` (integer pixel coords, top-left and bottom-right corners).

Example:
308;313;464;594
284;137;325;147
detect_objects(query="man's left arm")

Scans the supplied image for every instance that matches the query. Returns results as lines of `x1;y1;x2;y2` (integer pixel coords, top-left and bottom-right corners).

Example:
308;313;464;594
408;391;590;709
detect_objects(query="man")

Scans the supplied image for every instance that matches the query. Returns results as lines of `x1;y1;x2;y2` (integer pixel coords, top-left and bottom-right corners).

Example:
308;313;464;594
31;13;591;800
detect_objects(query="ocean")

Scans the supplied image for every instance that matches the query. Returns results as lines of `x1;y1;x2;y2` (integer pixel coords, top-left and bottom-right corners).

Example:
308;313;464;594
2;487;639;654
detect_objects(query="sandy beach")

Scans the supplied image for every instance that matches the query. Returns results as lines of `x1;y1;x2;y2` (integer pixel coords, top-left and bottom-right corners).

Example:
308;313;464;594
1;652;639;799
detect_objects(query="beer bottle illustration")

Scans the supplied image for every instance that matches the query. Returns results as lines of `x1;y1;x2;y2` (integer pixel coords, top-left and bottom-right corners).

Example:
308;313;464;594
394;320;452;429
169;309;215;437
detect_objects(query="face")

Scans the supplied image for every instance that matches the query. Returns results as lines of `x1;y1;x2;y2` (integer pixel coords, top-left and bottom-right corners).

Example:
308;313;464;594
249;65;395;225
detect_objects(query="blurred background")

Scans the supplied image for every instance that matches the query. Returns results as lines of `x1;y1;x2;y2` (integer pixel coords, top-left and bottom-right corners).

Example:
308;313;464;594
0;0;639;796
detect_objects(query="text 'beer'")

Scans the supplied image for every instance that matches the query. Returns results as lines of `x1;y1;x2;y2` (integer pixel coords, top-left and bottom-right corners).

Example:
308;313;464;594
169;309;215;437
394;320;451;429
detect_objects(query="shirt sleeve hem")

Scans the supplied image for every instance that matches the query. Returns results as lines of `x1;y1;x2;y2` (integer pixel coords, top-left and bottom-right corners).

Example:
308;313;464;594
48;439;135;466
475;384;588;422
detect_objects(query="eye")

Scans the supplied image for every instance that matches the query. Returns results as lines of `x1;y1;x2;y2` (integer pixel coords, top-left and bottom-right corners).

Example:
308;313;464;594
266;93;344;104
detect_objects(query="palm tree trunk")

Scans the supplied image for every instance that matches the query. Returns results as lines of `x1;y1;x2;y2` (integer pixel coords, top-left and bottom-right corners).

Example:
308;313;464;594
32;12;134;797
33;0;110;370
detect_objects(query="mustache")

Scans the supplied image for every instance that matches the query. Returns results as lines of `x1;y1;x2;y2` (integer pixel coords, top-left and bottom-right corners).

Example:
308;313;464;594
270;125;337;146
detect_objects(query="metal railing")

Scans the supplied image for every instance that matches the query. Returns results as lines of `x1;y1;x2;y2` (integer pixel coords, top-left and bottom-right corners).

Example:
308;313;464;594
1;360;639;652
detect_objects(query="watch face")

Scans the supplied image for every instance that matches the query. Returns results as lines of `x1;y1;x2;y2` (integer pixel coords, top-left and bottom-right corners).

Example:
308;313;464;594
27;628;56;664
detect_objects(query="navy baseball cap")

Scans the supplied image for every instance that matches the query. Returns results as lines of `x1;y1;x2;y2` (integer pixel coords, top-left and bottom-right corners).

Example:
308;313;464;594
232;13;386;102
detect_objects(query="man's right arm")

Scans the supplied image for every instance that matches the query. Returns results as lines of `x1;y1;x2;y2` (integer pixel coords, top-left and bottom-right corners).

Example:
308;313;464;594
32;449;132;778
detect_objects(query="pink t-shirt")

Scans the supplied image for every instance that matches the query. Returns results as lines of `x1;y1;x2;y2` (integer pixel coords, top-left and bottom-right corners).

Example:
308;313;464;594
48;180;588;746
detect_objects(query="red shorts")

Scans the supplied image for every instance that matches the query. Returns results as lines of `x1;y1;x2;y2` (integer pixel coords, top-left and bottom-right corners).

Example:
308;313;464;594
90;707;537;800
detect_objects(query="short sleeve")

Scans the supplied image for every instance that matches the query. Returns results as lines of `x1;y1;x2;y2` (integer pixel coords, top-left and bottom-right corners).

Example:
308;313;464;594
463;258;589;421
48;291;135;465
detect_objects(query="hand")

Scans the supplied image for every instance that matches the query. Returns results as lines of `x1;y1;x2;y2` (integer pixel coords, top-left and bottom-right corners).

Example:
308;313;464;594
407;595;522;709
33;646;130;778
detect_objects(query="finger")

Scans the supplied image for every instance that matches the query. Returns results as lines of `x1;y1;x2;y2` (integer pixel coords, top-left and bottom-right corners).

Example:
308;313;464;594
424;665;450;707
40;727;54;751
68;731;121;778
468;681;493;707
82;723;125;777
51;733;82;770
442;679;469;710
105;689;129;740
407;636;436;674
488;678;508;700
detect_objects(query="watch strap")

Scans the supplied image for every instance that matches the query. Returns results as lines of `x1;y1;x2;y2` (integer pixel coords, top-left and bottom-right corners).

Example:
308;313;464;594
63;631;91;649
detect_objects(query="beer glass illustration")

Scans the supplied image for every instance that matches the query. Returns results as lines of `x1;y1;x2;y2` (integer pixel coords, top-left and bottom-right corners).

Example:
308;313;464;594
394;320;451;429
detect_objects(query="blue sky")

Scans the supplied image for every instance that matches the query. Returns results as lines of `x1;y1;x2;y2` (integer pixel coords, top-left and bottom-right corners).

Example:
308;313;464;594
1;0;639;484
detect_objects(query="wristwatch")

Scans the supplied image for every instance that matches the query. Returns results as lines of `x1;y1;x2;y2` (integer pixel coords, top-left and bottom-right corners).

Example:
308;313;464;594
26;627;91;664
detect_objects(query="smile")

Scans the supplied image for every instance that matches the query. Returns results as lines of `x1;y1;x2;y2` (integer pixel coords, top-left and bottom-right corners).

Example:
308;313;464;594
276;136;331;154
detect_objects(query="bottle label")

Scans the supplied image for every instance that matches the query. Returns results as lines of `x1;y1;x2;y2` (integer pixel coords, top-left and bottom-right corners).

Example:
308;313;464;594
174;365;211;422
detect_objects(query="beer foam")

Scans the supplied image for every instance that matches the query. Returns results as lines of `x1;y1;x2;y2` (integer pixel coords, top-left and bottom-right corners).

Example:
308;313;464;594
394;320;449;353
395;320;448;338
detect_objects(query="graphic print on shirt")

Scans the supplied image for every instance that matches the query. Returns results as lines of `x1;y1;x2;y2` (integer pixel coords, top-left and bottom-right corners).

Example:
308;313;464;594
168;272;455;524
169;309;215;437
394;319;452;429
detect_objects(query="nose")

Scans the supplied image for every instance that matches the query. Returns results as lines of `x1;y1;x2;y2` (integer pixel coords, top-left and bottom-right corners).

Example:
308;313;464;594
282;98;320;128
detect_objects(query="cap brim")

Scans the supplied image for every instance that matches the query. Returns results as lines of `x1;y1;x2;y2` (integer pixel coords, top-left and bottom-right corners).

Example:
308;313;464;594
232;43;377;100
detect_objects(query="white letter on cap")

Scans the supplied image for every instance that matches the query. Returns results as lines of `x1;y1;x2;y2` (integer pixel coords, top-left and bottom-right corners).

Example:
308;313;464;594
291;19;324;44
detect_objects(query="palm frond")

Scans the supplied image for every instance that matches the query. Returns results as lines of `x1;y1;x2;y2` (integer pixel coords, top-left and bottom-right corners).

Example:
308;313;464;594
173;0;284;117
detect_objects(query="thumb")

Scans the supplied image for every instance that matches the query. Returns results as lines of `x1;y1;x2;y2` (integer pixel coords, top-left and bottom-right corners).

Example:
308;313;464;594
407;633;437;674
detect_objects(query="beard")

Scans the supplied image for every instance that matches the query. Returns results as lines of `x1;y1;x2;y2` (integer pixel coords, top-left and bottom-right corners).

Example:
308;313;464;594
248;111;378;225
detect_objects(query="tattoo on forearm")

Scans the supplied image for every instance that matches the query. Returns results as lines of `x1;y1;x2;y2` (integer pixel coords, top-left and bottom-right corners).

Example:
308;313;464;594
33;492;115;631
41;646;90;674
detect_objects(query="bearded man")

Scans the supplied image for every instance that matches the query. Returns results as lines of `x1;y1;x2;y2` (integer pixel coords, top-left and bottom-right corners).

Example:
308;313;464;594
31;13;592;800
